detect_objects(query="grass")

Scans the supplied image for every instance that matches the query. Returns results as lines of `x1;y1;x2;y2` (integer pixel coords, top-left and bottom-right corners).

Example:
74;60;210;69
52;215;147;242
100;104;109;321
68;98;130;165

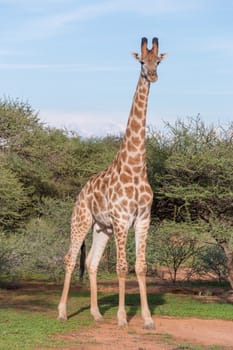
97;292;233;320
0;310;83;349
170;343;225;350
0;278;232;349
151;293;233;320
152;333;226;350
0;286;94;350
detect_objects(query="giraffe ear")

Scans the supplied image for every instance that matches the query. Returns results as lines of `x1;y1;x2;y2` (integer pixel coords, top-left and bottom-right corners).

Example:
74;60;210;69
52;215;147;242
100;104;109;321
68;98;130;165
159;53;168;61
132;52;141;61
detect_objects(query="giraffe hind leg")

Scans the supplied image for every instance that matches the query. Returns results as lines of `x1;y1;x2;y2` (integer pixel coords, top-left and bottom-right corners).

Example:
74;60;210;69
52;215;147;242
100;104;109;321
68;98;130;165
86;223;110;321
58;207;92;320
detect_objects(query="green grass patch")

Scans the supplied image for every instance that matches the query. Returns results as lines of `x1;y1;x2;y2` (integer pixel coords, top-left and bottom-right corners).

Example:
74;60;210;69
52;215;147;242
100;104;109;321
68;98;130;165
0;281;232;349
97;292;233;320
175;344;225;350
0;288;94;350
176;343;203;350
0;310;88;349
150;293;233;320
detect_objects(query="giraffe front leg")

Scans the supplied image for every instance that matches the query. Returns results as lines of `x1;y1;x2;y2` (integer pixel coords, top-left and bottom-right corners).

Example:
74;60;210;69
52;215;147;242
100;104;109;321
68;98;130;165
135;219;155;330
117;272;128;327
86;224;110;322
136;270;155;329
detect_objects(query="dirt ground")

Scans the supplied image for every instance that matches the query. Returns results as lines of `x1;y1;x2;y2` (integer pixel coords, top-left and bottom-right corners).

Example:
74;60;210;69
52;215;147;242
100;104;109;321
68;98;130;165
11;271;233;349
57;315;233;350
55;273;233;350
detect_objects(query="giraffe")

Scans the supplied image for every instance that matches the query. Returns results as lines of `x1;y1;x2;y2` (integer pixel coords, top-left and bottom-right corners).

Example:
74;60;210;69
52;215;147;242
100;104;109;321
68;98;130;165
58;37;166;329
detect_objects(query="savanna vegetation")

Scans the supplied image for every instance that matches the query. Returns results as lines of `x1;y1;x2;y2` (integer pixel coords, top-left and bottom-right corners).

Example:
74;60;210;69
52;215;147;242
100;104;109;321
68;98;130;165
0;98;233;289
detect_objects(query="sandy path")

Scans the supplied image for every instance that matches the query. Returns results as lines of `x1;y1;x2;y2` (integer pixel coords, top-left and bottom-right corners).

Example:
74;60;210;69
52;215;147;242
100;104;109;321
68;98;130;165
56;315;233;349
156;316;233;347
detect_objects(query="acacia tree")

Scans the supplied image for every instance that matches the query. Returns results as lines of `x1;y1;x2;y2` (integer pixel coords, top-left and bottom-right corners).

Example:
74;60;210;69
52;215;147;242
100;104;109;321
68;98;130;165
197;244;228;283
0;153;28;229
0;98;41;153
148;221;204;283
154;116;233;288
206;219;233;288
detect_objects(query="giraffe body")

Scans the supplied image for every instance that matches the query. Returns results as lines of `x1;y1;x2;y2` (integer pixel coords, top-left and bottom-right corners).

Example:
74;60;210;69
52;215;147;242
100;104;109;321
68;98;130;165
58;37;166;329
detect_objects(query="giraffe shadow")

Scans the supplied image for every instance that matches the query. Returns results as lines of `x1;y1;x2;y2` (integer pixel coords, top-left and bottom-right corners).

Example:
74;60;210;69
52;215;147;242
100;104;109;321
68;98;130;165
68;293;165;322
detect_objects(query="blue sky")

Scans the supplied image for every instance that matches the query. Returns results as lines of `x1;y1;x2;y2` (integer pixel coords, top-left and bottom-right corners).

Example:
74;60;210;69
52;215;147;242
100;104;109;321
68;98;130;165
0;0;233;137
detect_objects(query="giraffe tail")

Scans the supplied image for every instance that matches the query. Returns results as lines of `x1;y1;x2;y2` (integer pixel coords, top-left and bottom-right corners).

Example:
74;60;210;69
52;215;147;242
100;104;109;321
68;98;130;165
79;241;86;282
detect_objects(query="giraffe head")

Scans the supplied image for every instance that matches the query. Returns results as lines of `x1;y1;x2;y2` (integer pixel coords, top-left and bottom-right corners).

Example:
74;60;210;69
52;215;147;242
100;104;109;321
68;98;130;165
133;37;167;83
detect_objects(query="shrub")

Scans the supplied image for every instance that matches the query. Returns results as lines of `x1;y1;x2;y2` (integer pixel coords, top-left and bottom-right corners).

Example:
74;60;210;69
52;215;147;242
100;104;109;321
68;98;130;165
198;244;228;282
148;221;204;283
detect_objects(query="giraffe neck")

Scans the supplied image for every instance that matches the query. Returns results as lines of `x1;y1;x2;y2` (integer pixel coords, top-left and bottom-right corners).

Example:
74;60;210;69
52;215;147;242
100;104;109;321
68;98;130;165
118;75;150;168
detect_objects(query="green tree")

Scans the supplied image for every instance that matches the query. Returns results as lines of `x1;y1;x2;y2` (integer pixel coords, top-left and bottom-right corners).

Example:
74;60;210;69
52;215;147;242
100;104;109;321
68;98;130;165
0;153;28;229
198;244;228;283
149;221;203;283
4;198;74;280
153;116;233;287
0;98;41;153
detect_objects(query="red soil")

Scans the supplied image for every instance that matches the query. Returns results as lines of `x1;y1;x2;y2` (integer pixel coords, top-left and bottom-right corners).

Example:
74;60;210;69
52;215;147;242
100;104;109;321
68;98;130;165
56;315;233;349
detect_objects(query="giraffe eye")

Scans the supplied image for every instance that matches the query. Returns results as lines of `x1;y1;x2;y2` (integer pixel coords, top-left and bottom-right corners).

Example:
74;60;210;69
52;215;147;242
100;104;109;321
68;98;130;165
157;60;161;66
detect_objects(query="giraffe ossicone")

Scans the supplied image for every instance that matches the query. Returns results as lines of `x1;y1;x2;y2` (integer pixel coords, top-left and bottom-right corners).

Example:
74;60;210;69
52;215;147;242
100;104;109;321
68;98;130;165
58;37;166;329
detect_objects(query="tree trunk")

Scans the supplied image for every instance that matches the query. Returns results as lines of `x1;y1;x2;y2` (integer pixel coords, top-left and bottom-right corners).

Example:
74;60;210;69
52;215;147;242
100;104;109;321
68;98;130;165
221;243;233;289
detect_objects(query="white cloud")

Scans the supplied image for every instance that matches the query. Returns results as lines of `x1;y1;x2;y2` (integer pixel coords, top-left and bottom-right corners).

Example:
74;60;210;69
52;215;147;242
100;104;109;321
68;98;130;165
1;2;119;42
1;0;202;42
116;0;201;15
40;109;126;137
0;0;200;14
39;108;181;138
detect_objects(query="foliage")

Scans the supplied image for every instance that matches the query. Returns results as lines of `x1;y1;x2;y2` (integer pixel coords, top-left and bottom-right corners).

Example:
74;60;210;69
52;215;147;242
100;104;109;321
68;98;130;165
0;198;74;280
0;154;28;229
146;128;169;192
197;244;228;282
20;217;69;281
0;98;41;152
17;198;74;281
151;116;233;286
148;221;204;283
1;98;233;285
155;116;233;223
0;232;20;275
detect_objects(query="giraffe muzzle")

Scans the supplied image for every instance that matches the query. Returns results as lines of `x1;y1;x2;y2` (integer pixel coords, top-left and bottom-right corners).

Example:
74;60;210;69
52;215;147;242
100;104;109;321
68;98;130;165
148;71;158;82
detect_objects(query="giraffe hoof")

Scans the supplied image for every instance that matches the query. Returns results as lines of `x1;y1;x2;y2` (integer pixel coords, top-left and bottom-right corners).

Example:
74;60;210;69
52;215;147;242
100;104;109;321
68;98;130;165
118;319;128;328
91;308;104;322
143;320;155;330
94;315;104;322
58;303;67;321
57;315;68;321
